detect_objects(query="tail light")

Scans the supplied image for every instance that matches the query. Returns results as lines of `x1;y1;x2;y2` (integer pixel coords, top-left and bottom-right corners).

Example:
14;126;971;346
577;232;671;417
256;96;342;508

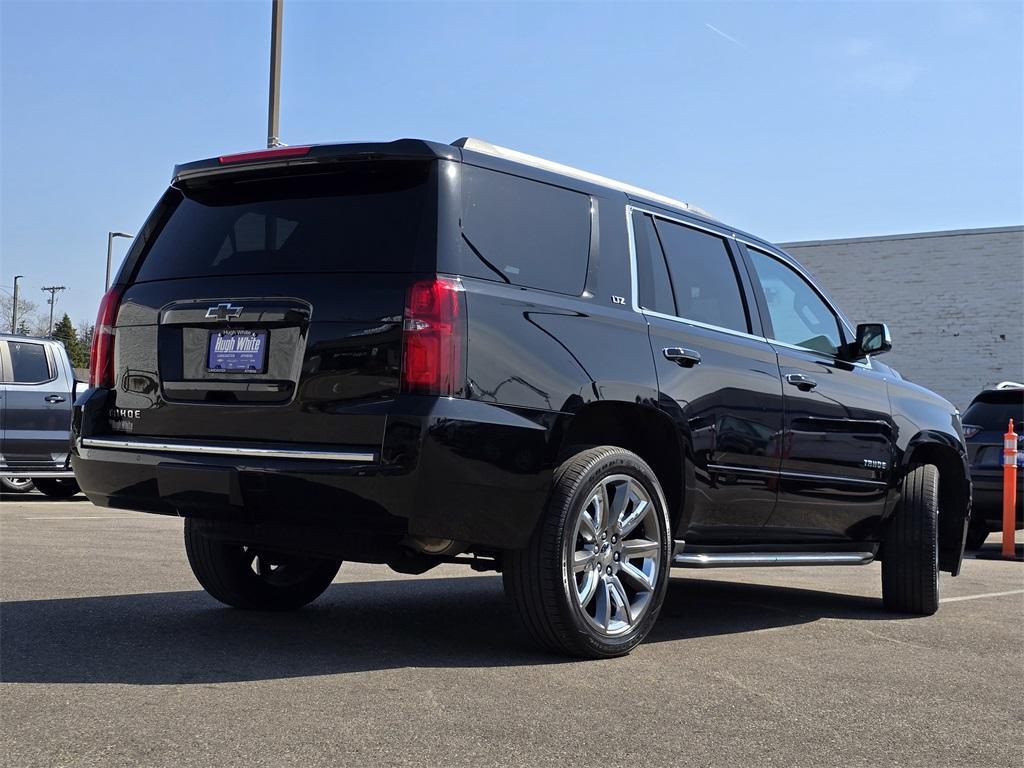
401;276;465;397
89;287;123;388
218;146;311;164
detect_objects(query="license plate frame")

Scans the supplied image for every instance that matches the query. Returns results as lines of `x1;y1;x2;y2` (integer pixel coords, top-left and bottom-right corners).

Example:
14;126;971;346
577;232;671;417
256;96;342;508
207;330;269;374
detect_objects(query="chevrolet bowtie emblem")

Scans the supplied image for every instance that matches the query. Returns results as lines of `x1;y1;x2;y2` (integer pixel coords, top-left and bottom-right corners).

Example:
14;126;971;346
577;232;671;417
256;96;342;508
205;303;243;321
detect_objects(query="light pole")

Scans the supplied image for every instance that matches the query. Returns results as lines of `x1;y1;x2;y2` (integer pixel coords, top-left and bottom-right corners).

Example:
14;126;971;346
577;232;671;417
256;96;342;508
105;232;134;291
11;275;23;334
267;0;284;148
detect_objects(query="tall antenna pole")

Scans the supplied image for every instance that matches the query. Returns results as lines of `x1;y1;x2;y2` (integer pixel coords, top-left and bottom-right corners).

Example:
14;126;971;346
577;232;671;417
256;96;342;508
267;0;284;148
41;285;66;337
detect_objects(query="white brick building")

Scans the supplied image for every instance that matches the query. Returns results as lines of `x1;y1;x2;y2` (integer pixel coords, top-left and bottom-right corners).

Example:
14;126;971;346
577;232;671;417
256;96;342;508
780;226;1024;410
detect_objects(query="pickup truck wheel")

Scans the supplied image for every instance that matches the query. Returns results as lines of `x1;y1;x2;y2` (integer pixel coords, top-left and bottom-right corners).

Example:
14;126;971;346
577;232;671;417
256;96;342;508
881;463;940;615
1;478;35;494
184;518;341;611
504;446;672;659
32;478;80;498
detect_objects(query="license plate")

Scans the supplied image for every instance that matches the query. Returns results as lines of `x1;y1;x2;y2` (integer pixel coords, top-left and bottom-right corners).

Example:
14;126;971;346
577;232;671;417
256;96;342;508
207;330;268;373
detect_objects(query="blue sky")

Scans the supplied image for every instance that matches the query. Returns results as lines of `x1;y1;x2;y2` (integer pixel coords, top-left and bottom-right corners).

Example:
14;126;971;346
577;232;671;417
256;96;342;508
2;0;1021;327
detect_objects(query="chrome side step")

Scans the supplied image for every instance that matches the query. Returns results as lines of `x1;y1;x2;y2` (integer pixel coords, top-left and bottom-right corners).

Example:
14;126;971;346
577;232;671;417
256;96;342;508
672;552;875;568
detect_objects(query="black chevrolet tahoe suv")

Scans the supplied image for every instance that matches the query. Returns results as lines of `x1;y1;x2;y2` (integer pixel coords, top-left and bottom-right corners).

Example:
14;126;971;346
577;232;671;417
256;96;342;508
72;137;971;658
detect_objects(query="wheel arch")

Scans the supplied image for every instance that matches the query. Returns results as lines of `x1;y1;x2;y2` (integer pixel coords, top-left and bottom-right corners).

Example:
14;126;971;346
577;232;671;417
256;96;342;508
557;401;687;536
899;437;971;575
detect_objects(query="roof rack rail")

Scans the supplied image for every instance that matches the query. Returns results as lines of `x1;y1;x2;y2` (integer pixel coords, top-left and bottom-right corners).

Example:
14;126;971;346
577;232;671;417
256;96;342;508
451;137;716;220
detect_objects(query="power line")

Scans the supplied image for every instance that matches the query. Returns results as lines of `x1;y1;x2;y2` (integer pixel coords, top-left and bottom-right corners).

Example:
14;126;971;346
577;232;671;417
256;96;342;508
40;285;67;337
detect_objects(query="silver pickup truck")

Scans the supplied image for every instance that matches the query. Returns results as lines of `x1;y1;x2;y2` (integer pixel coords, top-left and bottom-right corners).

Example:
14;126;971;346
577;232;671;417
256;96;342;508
0;334;80;498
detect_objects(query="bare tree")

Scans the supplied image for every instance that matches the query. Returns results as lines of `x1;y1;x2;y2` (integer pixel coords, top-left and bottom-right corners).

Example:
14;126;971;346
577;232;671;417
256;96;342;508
0;295;40;334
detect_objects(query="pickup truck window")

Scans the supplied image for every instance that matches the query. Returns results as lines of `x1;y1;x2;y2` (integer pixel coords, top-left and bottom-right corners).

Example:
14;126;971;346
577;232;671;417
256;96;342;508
7;341;53;384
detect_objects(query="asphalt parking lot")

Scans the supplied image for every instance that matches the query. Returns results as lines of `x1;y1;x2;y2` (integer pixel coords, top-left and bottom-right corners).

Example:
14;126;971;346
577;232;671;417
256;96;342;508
1;493;1021;768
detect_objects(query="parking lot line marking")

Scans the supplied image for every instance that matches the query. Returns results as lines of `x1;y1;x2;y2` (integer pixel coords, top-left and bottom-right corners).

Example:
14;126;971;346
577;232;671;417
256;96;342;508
24;515;155;521
940;589;1024;603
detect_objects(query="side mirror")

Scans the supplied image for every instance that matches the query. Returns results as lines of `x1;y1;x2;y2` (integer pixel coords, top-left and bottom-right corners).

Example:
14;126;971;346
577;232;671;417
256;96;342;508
855;322;892;357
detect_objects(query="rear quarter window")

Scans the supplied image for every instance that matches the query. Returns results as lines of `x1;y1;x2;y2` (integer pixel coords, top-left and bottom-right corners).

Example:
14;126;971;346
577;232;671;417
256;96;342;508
460;166;591;295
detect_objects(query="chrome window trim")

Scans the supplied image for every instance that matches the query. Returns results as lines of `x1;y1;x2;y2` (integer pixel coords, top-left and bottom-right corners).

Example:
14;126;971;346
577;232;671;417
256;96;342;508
640;309;769;344
625;204;876;369
80;436;376;463
625;204;767;344
768;337;874;371
738;241;874;369
737;238;857;334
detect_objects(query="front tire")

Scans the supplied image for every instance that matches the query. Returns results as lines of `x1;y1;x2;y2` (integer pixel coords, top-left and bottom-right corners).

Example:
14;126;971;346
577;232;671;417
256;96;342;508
504;446;672;658
184;518;342;611
882;463;940;615
33;478;80;498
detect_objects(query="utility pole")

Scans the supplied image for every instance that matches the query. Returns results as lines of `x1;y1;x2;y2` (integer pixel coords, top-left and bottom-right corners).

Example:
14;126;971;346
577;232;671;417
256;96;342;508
11;275;23;334
41;285;66;337
267;0;284;148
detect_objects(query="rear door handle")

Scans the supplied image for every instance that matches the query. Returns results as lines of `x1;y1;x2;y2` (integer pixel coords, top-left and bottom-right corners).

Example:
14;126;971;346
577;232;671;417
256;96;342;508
663;347;702;367
44;395;66;403
785;373;817;391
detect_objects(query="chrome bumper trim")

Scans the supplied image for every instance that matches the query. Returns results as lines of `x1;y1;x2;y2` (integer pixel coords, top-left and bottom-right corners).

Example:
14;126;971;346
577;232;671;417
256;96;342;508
0;470;76;479
672;552;875;568
79;437;376;463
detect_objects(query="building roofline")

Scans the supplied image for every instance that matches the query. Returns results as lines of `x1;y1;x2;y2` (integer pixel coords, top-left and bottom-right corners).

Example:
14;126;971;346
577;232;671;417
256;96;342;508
780;225;1023;249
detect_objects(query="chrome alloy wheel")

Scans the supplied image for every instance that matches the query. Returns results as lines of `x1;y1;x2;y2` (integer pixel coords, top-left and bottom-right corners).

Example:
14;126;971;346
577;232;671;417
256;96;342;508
567;474;662;636
2;478;34;491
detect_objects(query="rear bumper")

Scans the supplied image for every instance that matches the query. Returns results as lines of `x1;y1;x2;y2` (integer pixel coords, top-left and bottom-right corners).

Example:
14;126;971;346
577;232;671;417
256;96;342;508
969;468;1024;529
71;393;556;550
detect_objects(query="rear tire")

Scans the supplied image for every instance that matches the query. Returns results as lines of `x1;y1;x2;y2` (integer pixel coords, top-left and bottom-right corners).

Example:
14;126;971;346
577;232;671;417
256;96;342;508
32;478;80;498
882;463;940;615
0;478;35;494
504;446;672;659
184;518;342;611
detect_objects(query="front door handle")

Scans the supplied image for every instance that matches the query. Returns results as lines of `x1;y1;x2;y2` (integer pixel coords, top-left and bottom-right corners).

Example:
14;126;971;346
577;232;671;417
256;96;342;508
785;373;818;391
44;395;66;403
663;347;702;367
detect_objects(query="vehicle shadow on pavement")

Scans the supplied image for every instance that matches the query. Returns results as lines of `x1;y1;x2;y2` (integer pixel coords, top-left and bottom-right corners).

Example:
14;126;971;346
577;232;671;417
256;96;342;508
0;575;901;685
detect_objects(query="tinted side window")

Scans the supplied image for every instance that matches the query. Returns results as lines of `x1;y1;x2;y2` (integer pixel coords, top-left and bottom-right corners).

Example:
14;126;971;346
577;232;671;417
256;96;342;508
632;212;675;315
8;341;52;383
462;166;591;295
654;219;750;334
747;247;843;356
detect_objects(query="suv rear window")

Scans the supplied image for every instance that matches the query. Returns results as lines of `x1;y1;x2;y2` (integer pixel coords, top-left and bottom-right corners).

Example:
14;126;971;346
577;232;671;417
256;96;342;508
133;163;435;282
963;392;1024;429
461;166;591;295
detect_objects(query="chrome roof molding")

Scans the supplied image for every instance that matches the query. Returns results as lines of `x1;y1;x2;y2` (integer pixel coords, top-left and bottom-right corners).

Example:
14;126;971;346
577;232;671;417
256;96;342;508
452;137;717;221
